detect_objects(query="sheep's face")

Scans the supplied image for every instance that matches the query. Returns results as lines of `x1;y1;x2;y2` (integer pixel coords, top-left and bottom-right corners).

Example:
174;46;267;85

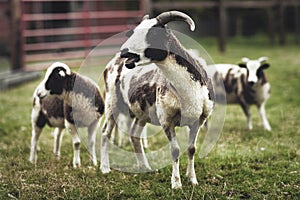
120;11;195;69
36;62;71;99
238;57;269;86
120;17;169;69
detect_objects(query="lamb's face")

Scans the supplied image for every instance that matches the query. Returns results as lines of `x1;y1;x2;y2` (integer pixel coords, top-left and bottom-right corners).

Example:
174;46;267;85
238;57;270;85
36;62;71;99
120;17;167;69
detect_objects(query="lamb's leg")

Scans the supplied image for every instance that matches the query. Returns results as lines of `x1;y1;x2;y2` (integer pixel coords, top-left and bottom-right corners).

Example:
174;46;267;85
53;127;64;159
130;119;151;171
165;125;181;189
186;122;200;186
100;116;115;174
88;121;100;166
29;125;43;164
258;102;271;131
240;101;252;130
65;122;81;168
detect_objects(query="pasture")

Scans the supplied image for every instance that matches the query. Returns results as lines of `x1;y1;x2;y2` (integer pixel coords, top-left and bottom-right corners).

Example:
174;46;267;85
0;35;300;199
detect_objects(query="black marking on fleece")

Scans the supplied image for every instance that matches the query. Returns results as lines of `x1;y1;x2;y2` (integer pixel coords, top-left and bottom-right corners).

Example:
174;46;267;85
36;111;47;128
145;25;214;100
223;68;238;94
46;67;104;115
64;104;74;124
45;67;66;95
65;73;104;115
36;97;64;128
128;70;157;111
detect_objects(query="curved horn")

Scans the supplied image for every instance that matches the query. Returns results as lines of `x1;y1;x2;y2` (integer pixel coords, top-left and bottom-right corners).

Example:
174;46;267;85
156;11;195;31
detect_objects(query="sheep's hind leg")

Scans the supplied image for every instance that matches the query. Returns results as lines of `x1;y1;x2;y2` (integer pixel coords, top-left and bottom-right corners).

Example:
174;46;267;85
29;125;43;164
186;122;200;186
100;116;115;174
240;102;252;130
88;121;100;166
65;122;81;168
130;119;151;171
53;127;64;159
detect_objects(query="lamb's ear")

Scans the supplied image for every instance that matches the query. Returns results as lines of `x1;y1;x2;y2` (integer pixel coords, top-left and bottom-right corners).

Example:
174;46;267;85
238;63;247;68
260;63;270;70
242;57;250;63
144;48;168;61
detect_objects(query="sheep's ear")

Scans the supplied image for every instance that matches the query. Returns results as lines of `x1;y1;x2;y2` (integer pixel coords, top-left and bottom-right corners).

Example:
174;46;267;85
144;48;168;61
242;57;250;63
238;63;247;68
260;63;270;70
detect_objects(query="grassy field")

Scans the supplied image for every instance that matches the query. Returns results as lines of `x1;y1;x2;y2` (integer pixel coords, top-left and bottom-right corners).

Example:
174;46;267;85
1;35;300;199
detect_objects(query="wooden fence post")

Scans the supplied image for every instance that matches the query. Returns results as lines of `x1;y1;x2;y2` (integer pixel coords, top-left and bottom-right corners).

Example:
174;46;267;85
10;0;23;71
267;7;276;45
278;0;286;46
295;3;300;44
219;0;226;53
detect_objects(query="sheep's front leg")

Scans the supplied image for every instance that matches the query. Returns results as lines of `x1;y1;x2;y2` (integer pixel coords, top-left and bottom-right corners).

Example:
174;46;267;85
141;127;148;149
88;121;100;166
130;119;151;171
29;125;43;164
258;102;271;131
65;122;81;168
100;116;115;174
165;126;182;189
53;127;64;159
186;123;200;186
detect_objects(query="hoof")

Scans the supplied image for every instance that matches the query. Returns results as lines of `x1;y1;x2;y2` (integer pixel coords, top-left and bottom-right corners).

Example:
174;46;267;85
138;164;152;172
190;178;198;186
264;127;272;132
54;153;61;160
91;159;98;166
172;182;182;189
172;176;182;189
100;165;111;174
73;162;81;168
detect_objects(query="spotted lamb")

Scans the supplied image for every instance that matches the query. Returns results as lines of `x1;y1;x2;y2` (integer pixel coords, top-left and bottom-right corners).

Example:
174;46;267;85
30;62;104;168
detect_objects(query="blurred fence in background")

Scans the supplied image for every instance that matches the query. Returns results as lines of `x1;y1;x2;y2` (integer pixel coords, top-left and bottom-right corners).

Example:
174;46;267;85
14;0;145;70
2;0;300;71
150;0;300;52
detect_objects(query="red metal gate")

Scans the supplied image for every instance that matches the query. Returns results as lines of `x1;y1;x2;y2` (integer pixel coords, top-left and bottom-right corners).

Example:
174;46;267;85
20;0;146;70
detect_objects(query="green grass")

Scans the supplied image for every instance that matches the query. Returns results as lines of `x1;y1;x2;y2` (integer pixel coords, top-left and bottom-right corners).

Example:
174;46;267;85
1;35;300;199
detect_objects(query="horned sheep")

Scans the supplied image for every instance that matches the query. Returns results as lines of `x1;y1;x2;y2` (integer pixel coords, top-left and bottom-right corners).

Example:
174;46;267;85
101;11;214;189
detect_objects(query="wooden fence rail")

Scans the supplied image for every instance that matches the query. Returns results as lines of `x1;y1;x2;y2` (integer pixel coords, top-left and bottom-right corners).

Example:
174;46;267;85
9;0;300;70
151;0;300;52
14;0;145;70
